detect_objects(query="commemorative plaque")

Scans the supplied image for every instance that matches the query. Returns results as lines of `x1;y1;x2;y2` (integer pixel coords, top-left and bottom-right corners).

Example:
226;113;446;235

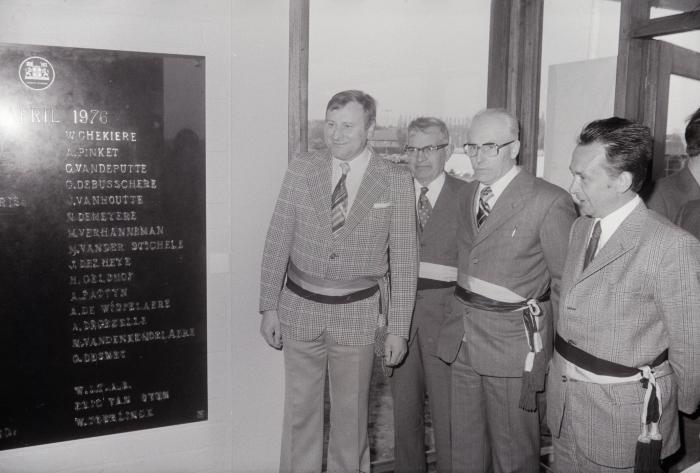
0;43;207;449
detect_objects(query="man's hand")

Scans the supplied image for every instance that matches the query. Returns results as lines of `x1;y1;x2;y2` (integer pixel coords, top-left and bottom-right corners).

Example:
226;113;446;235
383;333;407;366
260;310;282;349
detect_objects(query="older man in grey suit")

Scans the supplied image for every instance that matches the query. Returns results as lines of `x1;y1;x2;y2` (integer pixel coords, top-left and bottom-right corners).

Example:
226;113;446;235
437;108;576;473
548;117;700;472
259;90;418;473
390;117;467;473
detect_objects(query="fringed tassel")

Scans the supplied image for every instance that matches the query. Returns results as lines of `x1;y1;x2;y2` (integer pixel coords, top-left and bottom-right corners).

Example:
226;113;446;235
634;423;663;473
519;305;545;412
519;349;546;412
634;369;663;473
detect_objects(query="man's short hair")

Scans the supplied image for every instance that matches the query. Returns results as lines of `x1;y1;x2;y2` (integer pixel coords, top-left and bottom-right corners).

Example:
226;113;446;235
326;90;376;129
472;108;520;139
407;117;450;142
685;107;700;157
578;117;651;193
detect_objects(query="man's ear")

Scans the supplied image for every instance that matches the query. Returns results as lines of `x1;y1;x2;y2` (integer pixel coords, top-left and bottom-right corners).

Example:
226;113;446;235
615;171;633;194
509;140;521;161
367;120;376;138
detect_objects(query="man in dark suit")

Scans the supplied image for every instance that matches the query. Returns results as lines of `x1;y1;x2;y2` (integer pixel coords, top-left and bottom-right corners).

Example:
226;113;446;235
437;108;576;473
647;107;700;221
390;117;467;473
259;90;418;472
548;117;700;472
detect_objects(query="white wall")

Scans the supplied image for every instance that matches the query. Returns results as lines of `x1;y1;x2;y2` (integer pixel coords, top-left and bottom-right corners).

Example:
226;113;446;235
543;56;617;191
0;1;288;472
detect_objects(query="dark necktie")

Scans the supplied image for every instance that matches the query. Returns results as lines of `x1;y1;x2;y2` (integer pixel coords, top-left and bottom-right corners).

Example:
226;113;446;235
331;162;350;233
582;220;602;270
476;186;493;228
417;186;432;231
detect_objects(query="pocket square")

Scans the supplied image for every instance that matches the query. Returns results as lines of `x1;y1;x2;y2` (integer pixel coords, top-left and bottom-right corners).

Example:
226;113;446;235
373;202;392;209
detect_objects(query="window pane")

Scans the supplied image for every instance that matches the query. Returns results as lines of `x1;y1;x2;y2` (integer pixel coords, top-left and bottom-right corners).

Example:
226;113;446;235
664;75;700;176
650;7;700;53
539;0;620;188
308;0;491;181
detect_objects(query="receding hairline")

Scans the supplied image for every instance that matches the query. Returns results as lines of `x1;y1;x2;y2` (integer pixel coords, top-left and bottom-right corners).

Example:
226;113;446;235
470;108;519;138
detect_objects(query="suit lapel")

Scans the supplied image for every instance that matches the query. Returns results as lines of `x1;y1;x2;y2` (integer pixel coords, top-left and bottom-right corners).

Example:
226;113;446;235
574;204;645;284
306;151;333;237
333;153;388;241
474;171;530;246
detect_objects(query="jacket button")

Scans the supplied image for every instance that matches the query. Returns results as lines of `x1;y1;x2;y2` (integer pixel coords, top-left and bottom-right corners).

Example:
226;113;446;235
562;375;567;382
472;257;478;264
329;253;338;260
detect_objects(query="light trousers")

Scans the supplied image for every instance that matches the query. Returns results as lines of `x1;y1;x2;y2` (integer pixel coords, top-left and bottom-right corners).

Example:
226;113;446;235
280;333;374;473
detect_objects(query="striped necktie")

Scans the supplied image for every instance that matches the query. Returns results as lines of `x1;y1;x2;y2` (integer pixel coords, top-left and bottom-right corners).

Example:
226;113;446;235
582;220;602;270
417;186;431;231
331;162;350;233
476;186;493;228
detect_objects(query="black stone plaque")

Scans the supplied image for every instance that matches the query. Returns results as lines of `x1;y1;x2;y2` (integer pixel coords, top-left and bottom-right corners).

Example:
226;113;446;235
0;43;207;449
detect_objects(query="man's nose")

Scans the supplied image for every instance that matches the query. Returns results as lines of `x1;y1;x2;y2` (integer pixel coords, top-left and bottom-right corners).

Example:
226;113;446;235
568;178;578;194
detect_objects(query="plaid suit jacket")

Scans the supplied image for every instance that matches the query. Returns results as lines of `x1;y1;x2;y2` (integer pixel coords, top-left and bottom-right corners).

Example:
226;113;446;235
547;202;700;467
436;170;576;375
259;149;418;346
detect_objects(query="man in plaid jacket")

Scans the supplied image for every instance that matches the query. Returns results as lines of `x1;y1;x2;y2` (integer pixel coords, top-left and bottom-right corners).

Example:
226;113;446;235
259;90;418;473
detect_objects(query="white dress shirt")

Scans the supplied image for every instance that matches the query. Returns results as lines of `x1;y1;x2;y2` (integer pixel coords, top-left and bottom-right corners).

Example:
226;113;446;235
591;194;643;256
475;165;521;214
413;172;446;208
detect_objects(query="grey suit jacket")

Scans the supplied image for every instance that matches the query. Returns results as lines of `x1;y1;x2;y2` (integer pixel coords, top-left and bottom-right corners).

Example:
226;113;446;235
547;203;700;467
437;170;576;376
647;166;700;221
259;149;418;346
677;198;700;240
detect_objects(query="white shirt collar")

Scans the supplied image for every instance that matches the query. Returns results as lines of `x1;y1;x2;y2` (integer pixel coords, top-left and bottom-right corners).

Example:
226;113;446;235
594;194;643;254
332;146;371;173
477;165;520;207
414;172;446;207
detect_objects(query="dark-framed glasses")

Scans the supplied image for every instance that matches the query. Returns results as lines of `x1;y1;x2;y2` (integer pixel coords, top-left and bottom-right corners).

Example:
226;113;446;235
463;140;516;158
403;143;449;155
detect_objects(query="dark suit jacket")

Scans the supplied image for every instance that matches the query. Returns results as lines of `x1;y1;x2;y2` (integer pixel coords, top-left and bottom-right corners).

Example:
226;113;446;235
647;166;700;221
676;198;700;240
547;203;700;467
259;149;418;345
410;174;468;351
437;169;576;376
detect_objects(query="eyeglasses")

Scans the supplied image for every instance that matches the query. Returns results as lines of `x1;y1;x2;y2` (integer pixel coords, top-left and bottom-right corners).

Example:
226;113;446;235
463;140;516;158
403;143;449;155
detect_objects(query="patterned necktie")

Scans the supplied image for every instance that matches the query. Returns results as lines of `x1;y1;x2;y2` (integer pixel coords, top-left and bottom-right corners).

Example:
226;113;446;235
331;162;350;233
417;186;432;231
476;186;493;228
582;220;602;270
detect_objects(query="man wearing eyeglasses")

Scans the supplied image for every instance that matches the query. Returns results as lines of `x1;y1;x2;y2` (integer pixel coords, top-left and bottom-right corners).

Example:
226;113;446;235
391;117;467;473
437;108;576;472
